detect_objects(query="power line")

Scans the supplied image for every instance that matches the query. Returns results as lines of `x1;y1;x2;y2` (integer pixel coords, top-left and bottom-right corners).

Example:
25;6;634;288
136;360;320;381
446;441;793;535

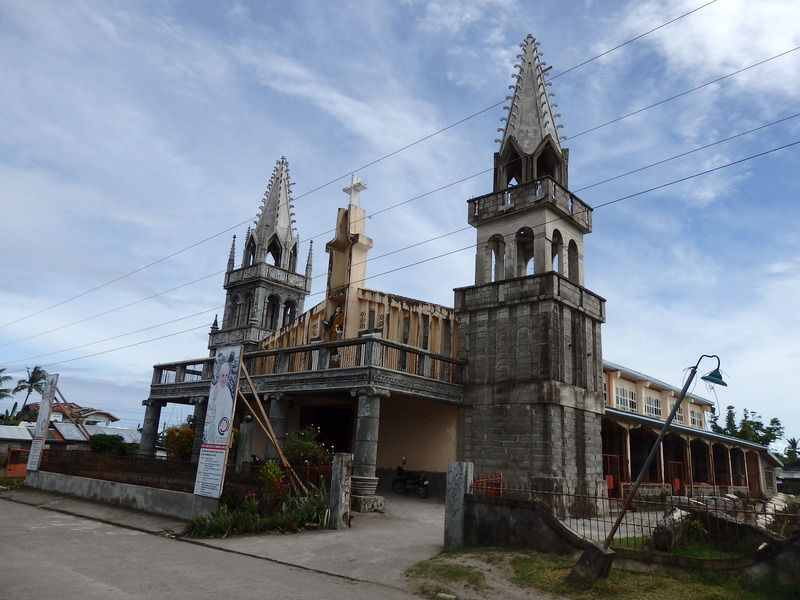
0;2;719;330
6;138;796;369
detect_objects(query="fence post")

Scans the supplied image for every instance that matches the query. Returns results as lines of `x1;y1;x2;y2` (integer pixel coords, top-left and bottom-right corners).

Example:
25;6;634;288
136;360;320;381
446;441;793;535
444;461;473;548
329;452;353;530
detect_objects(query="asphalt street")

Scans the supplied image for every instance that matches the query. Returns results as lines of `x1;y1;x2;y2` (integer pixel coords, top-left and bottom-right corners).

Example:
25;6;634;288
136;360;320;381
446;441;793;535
0;489;442;600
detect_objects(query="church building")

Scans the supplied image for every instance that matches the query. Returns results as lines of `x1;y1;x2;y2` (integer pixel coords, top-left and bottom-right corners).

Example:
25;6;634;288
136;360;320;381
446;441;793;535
139;35;779;503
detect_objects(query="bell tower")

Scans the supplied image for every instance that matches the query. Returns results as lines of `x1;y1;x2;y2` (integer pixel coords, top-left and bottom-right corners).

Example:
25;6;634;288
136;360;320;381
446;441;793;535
455;35;606;495
209;157;312;352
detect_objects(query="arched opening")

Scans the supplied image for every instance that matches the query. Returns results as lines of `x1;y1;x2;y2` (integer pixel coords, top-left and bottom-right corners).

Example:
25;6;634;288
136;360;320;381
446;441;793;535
244;293;254;326
266;238;282;267
630;427;659;484
265;295;280;329
535;142;561;184
288;244;298;272
551;229;563;274
283;300;297;325
745;452;763;498
515;227;534;276
502;148;523;188
730;448;747;488
690;439;711;487
663;433;687;495
712;444;730;490
244;237;257;267
487;234;505;282
567;239;580;284
224;296;237;329
601;419;629;497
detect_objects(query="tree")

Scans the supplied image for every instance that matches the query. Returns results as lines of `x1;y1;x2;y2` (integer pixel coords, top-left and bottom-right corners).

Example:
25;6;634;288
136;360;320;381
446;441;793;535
13;366;48;410
161;426;194;460
0;368;13;400
785;437;799;463
710;405;784;446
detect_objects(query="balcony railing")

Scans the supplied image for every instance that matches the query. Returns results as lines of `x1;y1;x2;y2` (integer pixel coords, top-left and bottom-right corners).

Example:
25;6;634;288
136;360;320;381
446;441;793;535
151;337;463;388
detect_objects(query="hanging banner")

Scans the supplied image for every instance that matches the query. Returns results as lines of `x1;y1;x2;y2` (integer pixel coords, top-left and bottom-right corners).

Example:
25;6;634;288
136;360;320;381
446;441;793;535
194;346;242;498
27;373;58;472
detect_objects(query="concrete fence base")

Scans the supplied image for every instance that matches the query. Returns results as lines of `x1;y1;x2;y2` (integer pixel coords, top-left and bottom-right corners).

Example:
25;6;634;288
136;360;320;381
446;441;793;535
25;471;218;520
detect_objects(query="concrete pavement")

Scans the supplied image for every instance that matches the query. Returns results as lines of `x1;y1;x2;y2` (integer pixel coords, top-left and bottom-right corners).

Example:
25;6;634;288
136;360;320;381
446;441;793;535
0;486;444;592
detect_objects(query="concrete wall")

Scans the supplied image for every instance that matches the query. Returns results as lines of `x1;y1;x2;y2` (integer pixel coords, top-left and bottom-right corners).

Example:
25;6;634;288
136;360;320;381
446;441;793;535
25;471;218;520
461;493;591;554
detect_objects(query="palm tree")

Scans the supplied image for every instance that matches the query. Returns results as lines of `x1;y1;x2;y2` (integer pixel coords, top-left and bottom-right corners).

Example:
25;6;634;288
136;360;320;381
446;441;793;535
0;368;13;400
785;437;799;463
14;366;48;411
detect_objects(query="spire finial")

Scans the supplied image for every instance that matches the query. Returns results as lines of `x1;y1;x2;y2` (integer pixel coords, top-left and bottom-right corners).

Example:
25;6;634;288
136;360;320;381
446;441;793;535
343;174;367;208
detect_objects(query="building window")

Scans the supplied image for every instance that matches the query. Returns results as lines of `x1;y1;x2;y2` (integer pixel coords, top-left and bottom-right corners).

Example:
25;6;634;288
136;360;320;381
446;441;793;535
671;403;684;424
615;387;637;413
690;409;702;428
645;396;661;418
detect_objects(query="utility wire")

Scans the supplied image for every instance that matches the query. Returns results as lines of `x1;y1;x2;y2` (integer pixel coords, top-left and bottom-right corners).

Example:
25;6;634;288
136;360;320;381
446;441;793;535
7;138;796;369
0;1;720;330
6;112;796;351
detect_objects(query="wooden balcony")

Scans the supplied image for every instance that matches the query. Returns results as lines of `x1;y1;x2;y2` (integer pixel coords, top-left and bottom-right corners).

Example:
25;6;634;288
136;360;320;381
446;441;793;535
148;337;464;405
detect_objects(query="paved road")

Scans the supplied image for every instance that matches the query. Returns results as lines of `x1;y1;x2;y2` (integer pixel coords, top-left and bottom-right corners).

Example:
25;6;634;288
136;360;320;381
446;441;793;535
0;498;427;600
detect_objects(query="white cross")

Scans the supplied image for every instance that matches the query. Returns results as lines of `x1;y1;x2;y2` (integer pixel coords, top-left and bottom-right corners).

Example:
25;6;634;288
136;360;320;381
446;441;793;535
343;174;368;207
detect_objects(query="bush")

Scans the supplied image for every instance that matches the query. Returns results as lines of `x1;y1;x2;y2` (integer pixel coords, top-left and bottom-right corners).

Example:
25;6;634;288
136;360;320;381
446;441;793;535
281;426;332;466
89;433;131;455
161;426;194;460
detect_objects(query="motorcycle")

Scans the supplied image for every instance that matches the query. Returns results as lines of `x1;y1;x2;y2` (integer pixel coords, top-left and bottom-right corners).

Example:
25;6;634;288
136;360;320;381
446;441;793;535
391;457;430;498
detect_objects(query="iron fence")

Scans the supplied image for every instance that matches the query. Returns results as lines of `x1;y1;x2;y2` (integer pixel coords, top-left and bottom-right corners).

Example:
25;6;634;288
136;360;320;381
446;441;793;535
469;475;799;559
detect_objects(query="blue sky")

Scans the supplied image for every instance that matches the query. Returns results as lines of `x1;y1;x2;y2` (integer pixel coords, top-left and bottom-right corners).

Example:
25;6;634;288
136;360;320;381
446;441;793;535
1;0;799;447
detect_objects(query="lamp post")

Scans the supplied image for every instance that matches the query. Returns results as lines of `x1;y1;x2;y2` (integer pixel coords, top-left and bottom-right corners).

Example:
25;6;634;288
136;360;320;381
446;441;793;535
601;354;727;550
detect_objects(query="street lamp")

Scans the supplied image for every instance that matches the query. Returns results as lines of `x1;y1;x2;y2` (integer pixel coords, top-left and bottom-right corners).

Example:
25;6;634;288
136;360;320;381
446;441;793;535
601;354;727;550
569;354;727;580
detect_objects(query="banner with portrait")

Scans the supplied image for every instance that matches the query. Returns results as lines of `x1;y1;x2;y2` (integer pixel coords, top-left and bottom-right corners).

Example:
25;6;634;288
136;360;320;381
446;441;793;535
194;346;242;498
27;373;58;472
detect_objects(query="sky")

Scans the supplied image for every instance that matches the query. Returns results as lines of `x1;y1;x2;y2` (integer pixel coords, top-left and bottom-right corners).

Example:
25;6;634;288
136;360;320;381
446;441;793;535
1;0;798;449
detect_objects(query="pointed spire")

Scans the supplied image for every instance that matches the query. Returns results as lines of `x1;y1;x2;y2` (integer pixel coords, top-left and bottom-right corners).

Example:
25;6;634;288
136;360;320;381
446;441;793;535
251;156;300;271
499;34;563;156
305;239;314;280
227;235;236;272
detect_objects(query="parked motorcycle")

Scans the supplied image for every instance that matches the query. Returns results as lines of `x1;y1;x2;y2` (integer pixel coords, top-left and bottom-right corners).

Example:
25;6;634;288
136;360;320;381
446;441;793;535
391;457;430;498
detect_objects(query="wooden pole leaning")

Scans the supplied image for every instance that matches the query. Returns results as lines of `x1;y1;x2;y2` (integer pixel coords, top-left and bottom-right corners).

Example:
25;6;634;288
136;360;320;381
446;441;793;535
238;363;307;495
54;387;91;441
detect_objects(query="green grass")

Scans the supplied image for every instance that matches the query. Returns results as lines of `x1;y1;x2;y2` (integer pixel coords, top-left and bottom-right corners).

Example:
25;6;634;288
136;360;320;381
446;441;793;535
406;548;798;600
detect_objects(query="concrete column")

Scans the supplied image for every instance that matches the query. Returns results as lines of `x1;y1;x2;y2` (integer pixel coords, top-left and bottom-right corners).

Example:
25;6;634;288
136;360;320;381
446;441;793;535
328;452;353;530
350;386;389;497
139;399;166;457
444;461;474;548
265;393;289;461
235;415;254;466
190;396;207;462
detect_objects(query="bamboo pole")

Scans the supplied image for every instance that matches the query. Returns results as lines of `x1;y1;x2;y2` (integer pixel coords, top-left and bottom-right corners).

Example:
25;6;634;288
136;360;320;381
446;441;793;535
238;363;307;495
54;387;91;441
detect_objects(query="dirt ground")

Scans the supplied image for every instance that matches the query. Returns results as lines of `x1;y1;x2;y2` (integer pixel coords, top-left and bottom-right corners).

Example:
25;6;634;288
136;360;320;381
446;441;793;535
405;551;569;600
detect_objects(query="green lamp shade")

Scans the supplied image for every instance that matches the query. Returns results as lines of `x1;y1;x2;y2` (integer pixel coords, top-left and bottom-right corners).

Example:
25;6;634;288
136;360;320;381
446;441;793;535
701;369;727;387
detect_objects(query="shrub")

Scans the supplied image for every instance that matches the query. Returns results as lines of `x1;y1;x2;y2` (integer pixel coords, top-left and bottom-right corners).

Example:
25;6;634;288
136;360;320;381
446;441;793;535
161;426;194;460
281;426;332;466
89;433;131;455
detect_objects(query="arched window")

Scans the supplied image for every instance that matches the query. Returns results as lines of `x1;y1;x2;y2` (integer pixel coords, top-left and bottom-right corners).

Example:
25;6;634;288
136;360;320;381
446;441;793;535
487;234;505;282
535;142;561;184
243;237;257;267
288;244;298;272
516;227;535;276
244;293;254;326
266;238;282;267
283;300;296;325
568;239;580;284
551;229;563;274
265;295;280;329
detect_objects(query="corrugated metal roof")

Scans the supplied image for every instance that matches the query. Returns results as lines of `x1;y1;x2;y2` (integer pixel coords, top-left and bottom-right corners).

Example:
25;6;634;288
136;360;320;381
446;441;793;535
0;425;33;441
52;423;141;443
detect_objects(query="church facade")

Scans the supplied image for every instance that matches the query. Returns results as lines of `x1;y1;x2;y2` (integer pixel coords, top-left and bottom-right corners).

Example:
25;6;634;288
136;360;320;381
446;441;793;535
139;35;779;502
